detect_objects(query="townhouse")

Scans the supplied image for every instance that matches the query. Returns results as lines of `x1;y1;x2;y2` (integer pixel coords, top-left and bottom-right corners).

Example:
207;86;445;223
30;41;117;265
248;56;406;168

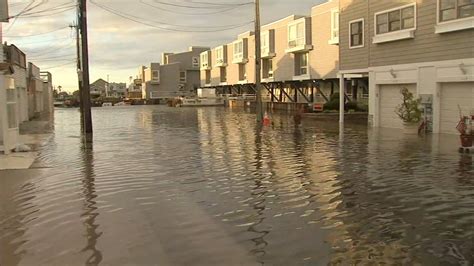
141;46;209;101
200;0;350;110
339;0;473;134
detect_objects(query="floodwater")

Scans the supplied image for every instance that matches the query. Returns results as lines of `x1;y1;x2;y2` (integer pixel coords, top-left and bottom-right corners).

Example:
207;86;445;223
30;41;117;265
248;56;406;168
0;106;473;266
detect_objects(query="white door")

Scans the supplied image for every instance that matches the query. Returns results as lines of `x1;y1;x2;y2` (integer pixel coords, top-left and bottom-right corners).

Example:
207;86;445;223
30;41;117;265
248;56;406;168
379;84;416;129
440;82;474;134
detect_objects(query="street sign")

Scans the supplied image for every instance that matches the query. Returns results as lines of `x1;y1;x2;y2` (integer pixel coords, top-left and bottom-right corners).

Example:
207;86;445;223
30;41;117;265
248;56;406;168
0;0;8;22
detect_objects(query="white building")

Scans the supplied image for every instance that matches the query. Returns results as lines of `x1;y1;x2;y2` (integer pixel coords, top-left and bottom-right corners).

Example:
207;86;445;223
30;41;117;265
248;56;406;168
1;3;19;154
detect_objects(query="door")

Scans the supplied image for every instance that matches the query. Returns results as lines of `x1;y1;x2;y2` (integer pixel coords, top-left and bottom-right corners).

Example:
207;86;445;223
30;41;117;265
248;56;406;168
440;82;474;134
379;84;416;129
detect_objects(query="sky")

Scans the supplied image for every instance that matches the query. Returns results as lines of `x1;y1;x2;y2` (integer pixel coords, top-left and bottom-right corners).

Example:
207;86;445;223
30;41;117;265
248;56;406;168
3;0;326;93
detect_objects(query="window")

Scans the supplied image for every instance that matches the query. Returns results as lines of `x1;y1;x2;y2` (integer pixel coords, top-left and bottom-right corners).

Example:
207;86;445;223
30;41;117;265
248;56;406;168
261;31;271;55
233;41;244;61
220;67;227;83
263;59;273;79
152;70;159;81
205;70;211;84
179;71;186;83
288;21;306;48
376;5;415;35
295;53;308;76
216;46;226;65
239;64;247;81
439;0;474;22
201;52;209;68
6;87;17;129
349;19;364;48
330;10;339;42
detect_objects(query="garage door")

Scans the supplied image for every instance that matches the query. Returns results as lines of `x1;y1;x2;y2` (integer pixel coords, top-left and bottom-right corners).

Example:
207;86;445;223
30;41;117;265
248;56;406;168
379;84;416;129
440;82;474;134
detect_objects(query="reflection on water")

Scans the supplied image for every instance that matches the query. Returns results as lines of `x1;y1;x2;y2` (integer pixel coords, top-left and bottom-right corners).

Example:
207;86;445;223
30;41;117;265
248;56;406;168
80;140;103;265
0;106;473;265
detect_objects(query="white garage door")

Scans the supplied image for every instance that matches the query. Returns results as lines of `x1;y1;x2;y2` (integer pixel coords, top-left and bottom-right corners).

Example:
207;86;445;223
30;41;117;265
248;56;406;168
379;84;416;129
440;82;474;134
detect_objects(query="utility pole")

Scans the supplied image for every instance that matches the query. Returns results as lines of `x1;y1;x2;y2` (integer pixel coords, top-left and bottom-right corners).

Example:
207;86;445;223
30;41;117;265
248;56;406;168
70;22;83;121
79;0;93;135
106;74;109;98
255;0;263;124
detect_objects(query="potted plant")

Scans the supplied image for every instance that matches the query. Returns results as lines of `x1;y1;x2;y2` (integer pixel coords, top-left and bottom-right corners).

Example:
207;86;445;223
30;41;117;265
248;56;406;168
395;88;422;134
456;108;473;147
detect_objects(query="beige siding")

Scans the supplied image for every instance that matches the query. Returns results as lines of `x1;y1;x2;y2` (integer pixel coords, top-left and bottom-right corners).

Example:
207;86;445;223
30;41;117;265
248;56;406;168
262;16;301;82
210;47;220;86
339;0;370;71
310;0;340;79
227;43;238;84
247;35;256;84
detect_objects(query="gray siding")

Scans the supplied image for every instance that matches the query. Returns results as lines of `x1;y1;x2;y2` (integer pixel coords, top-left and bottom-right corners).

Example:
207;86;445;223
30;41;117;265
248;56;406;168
340;0;474;71
369;0;474;67
339;0;370;71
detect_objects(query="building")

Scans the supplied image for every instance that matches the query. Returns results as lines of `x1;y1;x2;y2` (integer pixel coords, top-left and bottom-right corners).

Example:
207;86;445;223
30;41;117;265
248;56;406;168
90;78;108;98
199;1;347;110
40;72;54;115
338;0;473;134
0;2;18;154
140;46;209;101
109;82;127;98
27;62;44;119
3;44;28;123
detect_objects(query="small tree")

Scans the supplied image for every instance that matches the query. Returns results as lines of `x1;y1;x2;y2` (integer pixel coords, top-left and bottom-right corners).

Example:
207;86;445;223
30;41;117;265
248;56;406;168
395;88;422;123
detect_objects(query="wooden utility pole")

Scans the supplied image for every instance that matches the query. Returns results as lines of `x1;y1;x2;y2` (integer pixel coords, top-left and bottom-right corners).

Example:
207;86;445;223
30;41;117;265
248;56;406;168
70;22;84;121
255;0;263;124
79;0;93;135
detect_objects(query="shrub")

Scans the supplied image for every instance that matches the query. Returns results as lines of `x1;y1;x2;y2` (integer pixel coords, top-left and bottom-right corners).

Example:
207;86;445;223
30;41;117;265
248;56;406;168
395;88;422;123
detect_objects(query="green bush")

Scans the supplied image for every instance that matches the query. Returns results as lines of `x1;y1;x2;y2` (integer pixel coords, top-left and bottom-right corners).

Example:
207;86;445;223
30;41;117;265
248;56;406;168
322;93;368;112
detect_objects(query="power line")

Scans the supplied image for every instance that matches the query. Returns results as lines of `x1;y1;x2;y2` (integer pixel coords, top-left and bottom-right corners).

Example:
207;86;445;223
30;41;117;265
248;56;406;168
40;61;76;70
150;0;252;9
91;0;250;29
7;36;72;45
90;0;253;32
139;0;248;16
3;26;70;38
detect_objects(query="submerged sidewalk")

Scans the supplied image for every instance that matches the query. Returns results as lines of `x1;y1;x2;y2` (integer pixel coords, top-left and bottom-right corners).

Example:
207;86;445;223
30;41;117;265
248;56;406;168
0;117;53;170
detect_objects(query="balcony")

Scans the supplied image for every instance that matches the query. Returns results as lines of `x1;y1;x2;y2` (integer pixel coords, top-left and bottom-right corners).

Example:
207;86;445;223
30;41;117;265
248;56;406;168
285;39;313;53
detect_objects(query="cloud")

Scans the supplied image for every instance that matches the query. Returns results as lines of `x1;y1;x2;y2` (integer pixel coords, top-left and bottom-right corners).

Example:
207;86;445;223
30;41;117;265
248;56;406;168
4;0;325;92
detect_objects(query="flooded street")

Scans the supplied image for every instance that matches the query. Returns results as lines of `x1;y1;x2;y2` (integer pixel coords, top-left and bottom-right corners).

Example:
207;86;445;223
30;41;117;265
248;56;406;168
0;106;473;265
